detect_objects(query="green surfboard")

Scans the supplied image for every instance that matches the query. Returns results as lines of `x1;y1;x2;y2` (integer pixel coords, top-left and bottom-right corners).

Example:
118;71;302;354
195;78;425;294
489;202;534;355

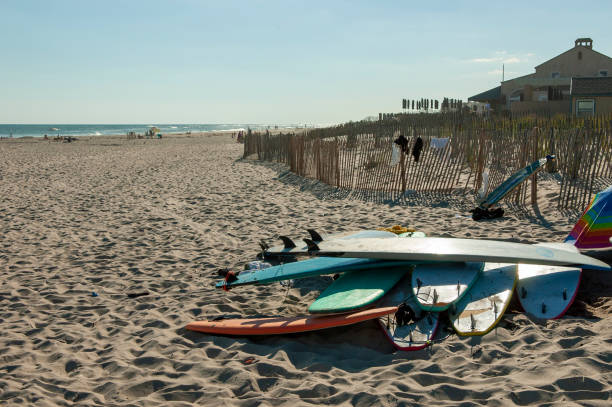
308;266;411;314
308;231;428;314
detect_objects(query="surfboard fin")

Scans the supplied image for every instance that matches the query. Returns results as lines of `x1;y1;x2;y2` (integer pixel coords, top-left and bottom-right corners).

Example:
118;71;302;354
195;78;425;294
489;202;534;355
541;302;547;314
470;314;476;331
307;229;324;242
259;240;270;252
521;286;527;299
303;238;320;252
562;288;567;300
279;236;296;249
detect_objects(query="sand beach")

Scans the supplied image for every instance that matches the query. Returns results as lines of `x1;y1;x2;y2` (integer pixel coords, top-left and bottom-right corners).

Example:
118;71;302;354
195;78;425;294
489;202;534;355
0;133;610;406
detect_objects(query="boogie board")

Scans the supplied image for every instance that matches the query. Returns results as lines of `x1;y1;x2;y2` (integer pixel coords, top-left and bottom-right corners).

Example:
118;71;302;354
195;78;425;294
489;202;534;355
377;276;439;351
184;306;397;336
412;262;483;312
294;237;610;270
449;263;517;336
308;266;411;314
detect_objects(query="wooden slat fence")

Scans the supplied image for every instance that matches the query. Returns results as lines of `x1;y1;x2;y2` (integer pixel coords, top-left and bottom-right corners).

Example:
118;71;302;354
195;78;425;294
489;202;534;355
243;113;612;210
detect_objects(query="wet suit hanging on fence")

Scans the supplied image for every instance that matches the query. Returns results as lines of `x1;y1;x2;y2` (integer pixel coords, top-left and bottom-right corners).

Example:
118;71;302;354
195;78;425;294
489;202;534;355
394;134;409;153
412;137;423;162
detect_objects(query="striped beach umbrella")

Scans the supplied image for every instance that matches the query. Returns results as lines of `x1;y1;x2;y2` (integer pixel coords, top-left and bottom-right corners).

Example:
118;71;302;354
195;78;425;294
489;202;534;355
566;185;612;250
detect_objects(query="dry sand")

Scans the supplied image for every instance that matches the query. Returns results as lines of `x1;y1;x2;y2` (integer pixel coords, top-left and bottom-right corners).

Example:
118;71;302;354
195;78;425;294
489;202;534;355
0;133;610;406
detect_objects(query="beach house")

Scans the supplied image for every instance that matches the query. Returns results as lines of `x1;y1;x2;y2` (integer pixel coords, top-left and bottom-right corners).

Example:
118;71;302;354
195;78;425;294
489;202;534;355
469;38;612;115
570;76;612;116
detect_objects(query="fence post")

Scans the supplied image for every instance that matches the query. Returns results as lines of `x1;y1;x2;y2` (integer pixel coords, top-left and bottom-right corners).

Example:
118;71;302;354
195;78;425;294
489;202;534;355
531;127;539;206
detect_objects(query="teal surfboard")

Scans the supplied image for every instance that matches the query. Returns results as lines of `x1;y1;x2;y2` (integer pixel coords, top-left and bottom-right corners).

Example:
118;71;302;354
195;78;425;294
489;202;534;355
478;155;555;209
215;257;417;290
308;266;411;314
218;230;422;290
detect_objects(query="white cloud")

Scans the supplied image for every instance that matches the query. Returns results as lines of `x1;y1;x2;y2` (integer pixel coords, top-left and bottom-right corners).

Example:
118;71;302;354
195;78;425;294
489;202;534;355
467;52;532;65
502;57;521;64
471;57;500;63
488;69;517;76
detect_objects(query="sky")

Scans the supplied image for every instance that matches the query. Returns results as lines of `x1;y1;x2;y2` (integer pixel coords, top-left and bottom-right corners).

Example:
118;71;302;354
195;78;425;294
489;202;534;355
1;0;611;125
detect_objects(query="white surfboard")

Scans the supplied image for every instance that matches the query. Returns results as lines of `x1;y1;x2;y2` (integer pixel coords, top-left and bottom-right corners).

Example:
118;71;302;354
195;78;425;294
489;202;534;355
516;242;582;319
449;263;517;336
376;277;439;351
517;264;581;320
264;229;397;255
297;237;609;270
412;262;483;311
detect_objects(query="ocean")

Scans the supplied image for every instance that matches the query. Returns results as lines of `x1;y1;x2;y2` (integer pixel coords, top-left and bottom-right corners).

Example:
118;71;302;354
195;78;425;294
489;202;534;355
0;124;297;138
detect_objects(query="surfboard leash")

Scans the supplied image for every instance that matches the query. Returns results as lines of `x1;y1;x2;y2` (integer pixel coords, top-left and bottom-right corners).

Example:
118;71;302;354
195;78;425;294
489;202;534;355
218;268;239;291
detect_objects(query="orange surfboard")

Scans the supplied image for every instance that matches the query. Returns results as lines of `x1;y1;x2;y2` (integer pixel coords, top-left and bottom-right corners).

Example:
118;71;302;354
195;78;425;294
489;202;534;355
185;306;397;336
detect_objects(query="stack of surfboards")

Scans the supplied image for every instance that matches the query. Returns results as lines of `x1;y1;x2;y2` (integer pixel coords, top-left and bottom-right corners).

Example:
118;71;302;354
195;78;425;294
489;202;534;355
186;230;608;352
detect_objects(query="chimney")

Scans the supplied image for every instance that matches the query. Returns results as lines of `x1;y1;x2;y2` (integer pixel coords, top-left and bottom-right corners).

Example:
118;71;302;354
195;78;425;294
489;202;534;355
575;38;593;49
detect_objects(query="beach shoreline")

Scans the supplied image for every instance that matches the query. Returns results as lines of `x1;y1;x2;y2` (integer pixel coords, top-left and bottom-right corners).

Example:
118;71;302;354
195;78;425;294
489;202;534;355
0;134;610;406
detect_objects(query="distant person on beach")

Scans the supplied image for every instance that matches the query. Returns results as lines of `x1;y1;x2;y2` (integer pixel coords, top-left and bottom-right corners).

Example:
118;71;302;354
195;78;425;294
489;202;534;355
43;134;49;140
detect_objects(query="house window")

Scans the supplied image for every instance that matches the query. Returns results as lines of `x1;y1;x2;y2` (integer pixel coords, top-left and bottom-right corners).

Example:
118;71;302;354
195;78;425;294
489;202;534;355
551;72;560;79
600;70;608;77
576;99;595;116
578;51;582;60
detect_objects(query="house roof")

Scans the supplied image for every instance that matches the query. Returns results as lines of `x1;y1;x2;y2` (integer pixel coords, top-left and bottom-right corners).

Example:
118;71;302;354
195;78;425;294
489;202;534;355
535;45;612;69
571;77;612;95
468;86;501;102
502;76;570;88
